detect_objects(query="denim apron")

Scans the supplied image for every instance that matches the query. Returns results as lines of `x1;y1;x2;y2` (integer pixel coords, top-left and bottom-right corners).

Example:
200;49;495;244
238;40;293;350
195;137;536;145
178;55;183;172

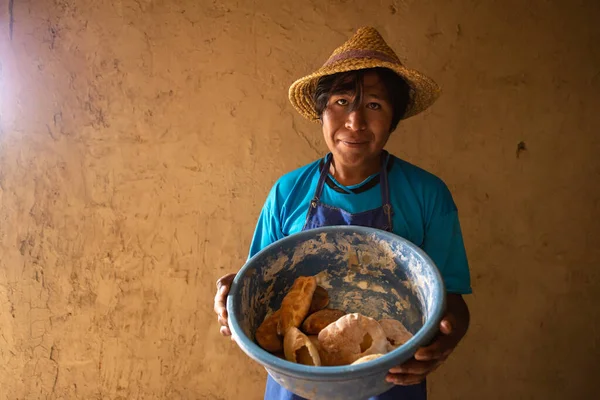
264;151;427;399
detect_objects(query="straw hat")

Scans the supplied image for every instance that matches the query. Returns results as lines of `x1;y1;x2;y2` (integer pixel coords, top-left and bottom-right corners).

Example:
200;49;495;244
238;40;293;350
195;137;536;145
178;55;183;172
288;26;441;121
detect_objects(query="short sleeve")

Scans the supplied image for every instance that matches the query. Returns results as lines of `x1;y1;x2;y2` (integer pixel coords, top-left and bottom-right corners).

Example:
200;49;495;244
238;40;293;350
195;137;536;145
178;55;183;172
248;186;286;259
421;186;472;294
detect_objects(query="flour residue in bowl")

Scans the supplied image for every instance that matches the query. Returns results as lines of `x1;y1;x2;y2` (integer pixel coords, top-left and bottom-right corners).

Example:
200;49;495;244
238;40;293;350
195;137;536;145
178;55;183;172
356;281;387;293
340;291;392;317
343;271;357;283
263;253;289;282
394;296;411;312
356;281;368;290
351;281;387;293
290;233;337;268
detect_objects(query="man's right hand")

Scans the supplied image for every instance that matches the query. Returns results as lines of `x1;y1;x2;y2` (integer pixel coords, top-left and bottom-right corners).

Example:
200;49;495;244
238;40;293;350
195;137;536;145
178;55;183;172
214;273;236;337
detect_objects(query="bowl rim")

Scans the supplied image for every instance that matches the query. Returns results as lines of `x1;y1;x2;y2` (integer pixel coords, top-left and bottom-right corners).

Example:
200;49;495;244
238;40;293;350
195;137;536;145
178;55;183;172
226;225;447;380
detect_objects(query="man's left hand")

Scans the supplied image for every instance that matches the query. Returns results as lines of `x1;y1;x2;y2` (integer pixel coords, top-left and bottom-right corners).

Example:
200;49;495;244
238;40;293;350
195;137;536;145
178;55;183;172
386;294;470;386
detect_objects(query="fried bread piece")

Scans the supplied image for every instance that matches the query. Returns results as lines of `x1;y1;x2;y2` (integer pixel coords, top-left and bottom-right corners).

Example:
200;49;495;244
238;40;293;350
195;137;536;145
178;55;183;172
318;313;388;366
277;276;317;336
308;286;330;314
379;319;413;350
283;327;321;366
255;310;282;352
301;309;346;335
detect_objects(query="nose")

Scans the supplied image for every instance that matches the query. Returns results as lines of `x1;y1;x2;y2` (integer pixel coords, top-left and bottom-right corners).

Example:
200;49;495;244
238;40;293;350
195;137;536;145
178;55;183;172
345;108;367;132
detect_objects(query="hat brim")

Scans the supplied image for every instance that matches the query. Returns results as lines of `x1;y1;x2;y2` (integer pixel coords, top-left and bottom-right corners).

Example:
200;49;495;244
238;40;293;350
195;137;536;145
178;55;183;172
288;59;441;122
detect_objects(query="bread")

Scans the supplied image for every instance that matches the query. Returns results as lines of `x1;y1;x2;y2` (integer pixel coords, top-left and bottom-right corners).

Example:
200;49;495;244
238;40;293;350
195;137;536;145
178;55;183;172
308;335;320;349
351;353;385;365
301;309;346;335
317;313;388;366
309;285;330;313
283;327;321;366
278;276;317;336
379;319;413;350
255;310;283;352
308;335;337;366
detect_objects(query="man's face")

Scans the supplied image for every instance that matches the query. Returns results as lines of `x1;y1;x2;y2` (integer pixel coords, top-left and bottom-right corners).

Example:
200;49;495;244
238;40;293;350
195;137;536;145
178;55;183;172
321;71;394;168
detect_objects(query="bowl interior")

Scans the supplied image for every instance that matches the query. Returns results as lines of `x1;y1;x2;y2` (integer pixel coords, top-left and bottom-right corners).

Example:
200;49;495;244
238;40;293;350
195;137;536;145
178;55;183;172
233;228;443;349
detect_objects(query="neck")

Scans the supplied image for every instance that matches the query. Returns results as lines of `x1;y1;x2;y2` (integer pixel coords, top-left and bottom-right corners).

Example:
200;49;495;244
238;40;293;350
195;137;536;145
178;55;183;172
329;153;383;186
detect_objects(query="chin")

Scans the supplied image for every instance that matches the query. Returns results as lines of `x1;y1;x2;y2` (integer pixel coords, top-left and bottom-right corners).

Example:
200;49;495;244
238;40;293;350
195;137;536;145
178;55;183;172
334;150;371;166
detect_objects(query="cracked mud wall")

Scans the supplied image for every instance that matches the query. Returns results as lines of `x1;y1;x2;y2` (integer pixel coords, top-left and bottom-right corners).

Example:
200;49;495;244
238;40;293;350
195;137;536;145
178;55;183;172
0;0;599;399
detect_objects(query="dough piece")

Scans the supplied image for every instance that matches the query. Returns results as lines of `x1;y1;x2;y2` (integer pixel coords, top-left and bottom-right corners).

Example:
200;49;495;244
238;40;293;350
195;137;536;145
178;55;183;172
379;319;413;350
308;335;320;349
308;335;337;367
255;310;283;352
309;286;330;314
351;353;385;365
318;313;388;366
283;327;321;366
278;276;317;336
301;309;346;335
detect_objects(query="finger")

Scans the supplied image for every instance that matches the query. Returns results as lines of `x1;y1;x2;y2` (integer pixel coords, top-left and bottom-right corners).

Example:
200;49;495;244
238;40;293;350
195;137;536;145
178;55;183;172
218;315;229;327
216;273;236;290
440;318;453;335
414;346;451;361
214;274;235;313
220;325;231;336
413;314;455;359
390;375;425;386
389;359;441;375
386;373;426;386
389;358;417;373
414;335;455;361
213;296;228;319
213;284;231;314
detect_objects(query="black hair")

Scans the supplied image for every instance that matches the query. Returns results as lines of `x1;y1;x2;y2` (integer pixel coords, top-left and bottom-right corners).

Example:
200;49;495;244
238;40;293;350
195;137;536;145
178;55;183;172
313;67;411;132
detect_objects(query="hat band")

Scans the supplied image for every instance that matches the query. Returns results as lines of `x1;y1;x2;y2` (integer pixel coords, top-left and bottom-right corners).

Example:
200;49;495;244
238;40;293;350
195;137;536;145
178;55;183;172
323;49;399;67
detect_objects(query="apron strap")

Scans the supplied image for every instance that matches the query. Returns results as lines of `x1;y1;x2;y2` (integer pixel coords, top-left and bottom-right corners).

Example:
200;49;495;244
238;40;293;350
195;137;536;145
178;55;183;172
311;153;333;204
379;151;393;230
380;150;391;206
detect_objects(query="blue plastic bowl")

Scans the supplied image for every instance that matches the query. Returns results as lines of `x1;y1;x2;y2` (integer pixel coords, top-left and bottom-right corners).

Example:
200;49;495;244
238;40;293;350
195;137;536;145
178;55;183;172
227;226;445;400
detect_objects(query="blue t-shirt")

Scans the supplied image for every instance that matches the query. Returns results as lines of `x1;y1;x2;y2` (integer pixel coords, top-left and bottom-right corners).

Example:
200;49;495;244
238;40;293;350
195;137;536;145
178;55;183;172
248;153;472;294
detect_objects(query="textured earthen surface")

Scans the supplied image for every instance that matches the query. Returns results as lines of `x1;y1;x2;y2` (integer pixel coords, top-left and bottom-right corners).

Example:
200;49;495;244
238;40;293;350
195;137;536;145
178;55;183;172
0;0;599;399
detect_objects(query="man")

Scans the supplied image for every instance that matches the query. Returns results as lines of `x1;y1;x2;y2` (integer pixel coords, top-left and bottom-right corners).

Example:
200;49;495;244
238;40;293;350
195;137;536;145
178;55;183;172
214;27;471;399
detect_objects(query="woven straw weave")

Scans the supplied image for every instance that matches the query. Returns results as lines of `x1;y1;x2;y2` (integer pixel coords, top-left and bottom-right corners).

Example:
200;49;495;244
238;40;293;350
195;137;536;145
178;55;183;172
288;27;441;122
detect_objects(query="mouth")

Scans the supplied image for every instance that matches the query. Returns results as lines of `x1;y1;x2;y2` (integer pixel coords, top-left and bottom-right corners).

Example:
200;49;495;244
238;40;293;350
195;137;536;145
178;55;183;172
340;140;369;148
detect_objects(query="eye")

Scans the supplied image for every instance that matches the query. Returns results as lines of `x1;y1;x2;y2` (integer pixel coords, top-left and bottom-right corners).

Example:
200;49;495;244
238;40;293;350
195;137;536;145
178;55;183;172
335;98;349;106
367;102;381;110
